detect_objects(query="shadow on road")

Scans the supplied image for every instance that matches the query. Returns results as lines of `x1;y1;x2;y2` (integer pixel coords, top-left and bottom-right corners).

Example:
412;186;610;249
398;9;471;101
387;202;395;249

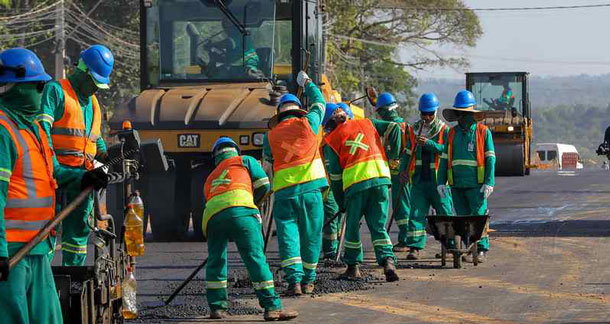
492;220;610;237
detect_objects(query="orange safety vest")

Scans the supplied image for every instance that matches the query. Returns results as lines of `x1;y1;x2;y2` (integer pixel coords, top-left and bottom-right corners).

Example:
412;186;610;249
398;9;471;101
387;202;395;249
325;119;390;191
407;124;446;182
268;118;326;191
0;110;56;243
447;123;487;185
202;156;257;234
51;79;102;170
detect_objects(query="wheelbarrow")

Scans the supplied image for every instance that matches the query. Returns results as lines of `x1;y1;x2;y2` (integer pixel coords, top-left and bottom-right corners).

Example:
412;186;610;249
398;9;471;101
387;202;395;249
426;215;490;269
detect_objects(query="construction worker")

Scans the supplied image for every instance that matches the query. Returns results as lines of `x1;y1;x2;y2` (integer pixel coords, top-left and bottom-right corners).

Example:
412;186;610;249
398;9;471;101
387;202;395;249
374;93;411;252
203;137;297;321
320;102;354;259
38;44;112;266
399;93;453;260
322;104;400;282
0;48;106;324
438;90;496;263
262;71;327;295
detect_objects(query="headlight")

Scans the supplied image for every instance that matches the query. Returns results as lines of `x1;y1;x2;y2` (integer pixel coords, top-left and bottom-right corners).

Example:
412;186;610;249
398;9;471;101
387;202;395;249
253;132;265;146
507;126;514;132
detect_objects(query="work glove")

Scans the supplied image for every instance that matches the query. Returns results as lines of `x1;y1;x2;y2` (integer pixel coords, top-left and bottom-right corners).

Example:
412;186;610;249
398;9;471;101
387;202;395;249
437;185;447;198
296;71;311;88
0;257;9;281
480;184;494;199
399;170;410;185
81;168;109;191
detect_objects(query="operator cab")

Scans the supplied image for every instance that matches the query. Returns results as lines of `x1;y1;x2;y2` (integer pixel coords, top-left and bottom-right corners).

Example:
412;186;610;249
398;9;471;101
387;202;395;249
466;72;530;119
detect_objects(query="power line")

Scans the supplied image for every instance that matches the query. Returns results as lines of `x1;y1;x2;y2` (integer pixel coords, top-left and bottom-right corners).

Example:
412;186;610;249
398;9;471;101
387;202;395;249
375;3;610;11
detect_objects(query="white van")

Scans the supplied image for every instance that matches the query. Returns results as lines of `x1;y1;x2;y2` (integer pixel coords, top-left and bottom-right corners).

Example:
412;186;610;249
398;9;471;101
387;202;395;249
535;143;583;169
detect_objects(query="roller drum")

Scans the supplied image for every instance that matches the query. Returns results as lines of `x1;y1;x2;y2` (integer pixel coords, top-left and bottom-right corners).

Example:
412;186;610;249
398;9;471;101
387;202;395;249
495;142;525;176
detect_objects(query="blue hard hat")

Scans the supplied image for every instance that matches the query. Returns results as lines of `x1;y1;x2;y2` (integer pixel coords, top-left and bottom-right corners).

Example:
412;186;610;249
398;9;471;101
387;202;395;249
453;90;477;108
418;93;439;113
80;45;114;87
337;102;354;119
212;136;240;154
277;93;302;111
376;92;397;110
322;103;339;127
0;48;51;83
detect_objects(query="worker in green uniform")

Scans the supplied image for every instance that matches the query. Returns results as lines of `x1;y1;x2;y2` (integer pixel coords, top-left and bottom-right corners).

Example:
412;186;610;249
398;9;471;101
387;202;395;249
399;93;453;260
438;90;496;263
374;93;411;252
322;104;400;282
0;48;106;324
203;137;297;321
320;102;354;259
262;71;327;295
38;45;112;266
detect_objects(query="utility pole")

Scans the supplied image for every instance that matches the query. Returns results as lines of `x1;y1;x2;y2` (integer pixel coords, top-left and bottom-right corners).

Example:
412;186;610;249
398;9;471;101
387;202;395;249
54;0;65;79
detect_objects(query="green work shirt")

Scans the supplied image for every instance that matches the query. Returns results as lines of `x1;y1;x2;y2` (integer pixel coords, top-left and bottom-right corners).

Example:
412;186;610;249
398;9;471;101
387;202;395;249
399;120;450;185
437;122;496;188
0;106;55;258
262;81;328;199
323;119;398;210
203;152;271;219
37;78;107;180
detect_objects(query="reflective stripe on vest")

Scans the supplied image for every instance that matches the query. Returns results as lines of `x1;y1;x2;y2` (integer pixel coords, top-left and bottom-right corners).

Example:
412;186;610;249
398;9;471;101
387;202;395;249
407;124;446;182
268;117;326;191
51;79;101;170
202;156;257;234
325;119;390;191
0;111;56;243
447;123;487;185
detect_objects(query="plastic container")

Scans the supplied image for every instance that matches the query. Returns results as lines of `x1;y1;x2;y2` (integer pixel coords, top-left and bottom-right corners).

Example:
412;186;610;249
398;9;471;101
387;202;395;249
121;267;138;319
124;198;145;256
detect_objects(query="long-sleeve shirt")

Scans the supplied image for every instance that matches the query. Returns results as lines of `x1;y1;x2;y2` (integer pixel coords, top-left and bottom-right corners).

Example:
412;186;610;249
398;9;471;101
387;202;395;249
262;81;327;199
323;119;400;210
437;122;496;188
202;151;271;219
37;78;107;183
399;120;450;185
0;107;56;258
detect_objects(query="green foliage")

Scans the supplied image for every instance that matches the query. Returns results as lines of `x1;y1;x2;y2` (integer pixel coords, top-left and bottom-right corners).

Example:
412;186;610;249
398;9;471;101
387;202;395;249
324;0;482;115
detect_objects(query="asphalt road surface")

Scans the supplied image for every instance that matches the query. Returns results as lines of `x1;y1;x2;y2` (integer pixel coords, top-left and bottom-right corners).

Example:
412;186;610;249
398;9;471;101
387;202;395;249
127;169;610;323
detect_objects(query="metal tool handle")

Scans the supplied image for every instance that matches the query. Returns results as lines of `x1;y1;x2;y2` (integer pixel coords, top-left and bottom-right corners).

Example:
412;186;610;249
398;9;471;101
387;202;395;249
9;187;94;269
296;49;311;102
164;258;208;305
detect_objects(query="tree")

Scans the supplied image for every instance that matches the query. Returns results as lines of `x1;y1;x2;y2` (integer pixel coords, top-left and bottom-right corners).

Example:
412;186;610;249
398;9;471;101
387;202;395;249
324;0;482;117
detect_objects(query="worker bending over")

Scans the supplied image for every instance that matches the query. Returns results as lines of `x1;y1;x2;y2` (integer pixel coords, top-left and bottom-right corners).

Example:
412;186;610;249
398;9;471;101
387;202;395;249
202;137;297;321
38;45;111;266
0;48;105;324
262;71;327;296
438;90;496;263
399;93;453;260
322;104;400;282
374;93;411;252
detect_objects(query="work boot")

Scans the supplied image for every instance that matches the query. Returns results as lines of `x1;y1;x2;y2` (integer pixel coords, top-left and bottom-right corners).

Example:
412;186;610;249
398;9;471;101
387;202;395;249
475;251;487;263
339;264;362;280
283;283;302;296
210;309;228;319
323;252;336;260
393;244;409;253
406;248;419;260
383;257;399;282
462;253;473;263
264;309;299;321
301;283;315;294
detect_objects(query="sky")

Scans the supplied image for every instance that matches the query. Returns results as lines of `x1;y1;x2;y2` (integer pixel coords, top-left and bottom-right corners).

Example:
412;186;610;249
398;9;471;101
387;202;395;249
415;0;610;79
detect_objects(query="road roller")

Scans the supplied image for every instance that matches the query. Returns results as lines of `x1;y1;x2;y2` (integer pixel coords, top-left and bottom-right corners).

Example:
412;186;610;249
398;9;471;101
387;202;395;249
466;72;533;176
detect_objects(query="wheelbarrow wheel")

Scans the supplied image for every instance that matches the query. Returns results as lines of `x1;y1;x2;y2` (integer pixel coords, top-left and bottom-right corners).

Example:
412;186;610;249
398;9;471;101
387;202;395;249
441;243;447;267
472;244;478;266
453;235;462;269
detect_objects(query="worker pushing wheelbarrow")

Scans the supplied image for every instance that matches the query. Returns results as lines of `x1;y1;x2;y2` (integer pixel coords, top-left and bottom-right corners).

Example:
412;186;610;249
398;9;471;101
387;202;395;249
426;214;490;269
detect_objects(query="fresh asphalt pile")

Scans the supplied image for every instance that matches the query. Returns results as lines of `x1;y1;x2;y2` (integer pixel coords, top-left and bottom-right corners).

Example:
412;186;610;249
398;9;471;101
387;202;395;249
131;260;386;322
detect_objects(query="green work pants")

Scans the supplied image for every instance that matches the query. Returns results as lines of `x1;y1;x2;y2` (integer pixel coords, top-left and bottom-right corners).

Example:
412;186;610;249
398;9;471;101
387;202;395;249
0;255;63;324
57;182;94;266
342;185;396;266
322;190;341;256
406;182;453;250
391;175;411;246
451;186;489;251
273;190;323;285
206;212;282;311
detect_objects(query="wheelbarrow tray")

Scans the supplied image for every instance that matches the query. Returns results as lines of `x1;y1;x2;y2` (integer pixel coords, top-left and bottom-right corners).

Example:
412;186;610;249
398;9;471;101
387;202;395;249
426;215;490;268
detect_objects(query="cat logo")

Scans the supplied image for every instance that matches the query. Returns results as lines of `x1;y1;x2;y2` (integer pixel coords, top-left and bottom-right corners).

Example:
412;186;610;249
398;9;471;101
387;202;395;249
178;134;200;148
